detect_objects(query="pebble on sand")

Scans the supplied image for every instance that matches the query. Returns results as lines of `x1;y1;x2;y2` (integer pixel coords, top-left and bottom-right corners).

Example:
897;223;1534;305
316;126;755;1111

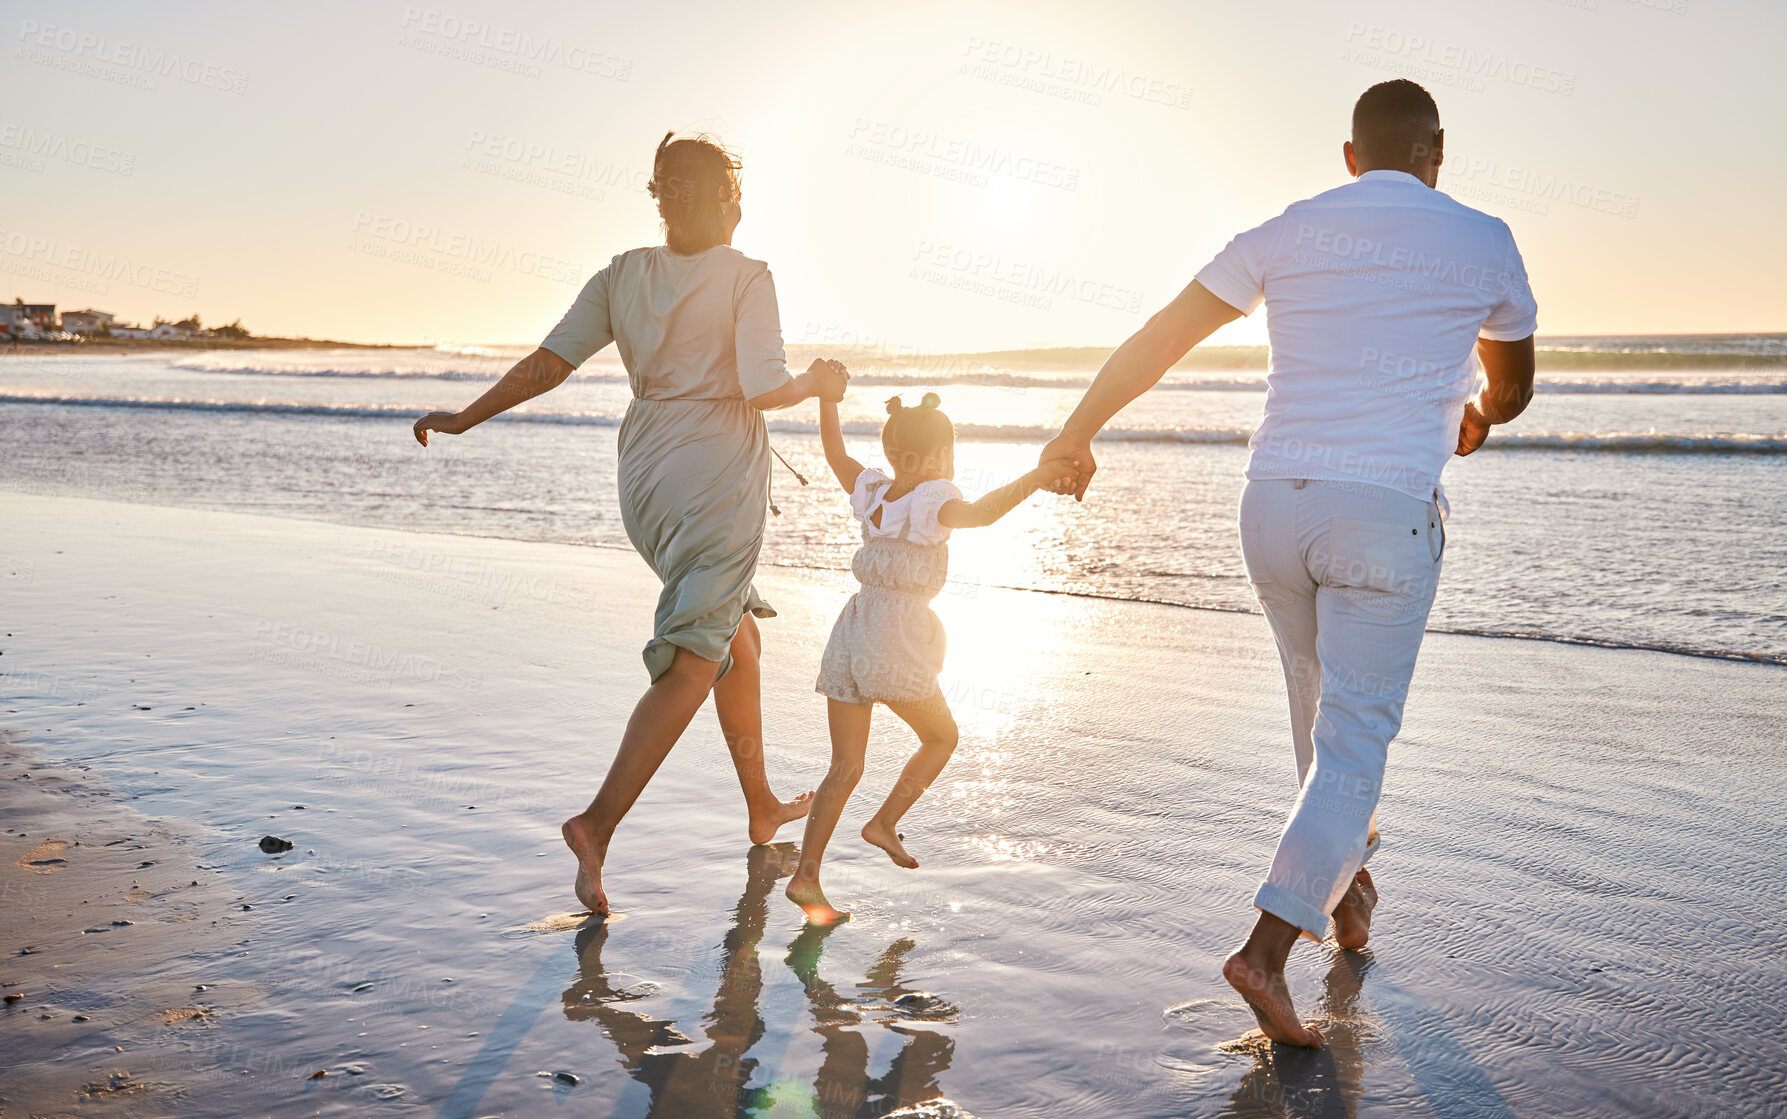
258;835;295;854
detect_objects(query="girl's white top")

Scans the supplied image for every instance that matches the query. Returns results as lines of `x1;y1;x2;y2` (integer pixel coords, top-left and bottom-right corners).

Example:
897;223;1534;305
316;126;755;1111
849;468;962;546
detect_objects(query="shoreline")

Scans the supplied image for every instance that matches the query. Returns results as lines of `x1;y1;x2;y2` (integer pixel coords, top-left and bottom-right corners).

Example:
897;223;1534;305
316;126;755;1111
3;483;1779;668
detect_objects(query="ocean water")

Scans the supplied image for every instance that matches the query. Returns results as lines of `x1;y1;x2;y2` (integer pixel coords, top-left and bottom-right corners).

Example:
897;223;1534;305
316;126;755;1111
1;338;1783;664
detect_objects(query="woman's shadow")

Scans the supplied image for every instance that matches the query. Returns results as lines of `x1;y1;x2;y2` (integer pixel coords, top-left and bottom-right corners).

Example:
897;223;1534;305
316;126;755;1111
563;843;957;1118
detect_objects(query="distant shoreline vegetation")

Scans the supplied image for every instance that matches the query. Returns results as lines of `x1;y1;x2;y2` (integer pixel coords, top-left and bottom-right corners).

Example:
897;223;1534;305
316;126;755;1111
8;335;407;351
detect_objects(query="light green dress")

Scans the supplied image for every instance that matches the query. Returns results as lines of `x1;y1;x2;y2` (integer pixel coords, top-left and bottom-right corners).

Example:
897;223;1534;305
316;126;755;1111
542;245;791;681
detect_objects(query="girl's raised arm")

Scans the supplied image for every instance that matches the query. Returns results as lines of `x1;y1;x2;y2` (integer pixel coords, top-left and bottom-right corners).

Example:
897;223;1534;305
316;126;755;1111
938;459;1076;529
819;397;865;494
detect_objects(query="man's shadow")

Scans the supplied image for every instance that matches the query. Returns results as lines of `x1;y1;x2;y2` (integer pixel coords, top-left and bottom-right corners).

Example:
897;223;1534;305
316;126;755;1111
563;843;957;1118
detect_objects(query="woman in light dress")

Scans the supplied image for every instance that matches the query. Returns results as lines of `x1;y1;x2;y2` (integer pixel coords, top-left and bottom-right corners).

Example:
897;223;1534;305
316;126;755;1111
414;132;847;914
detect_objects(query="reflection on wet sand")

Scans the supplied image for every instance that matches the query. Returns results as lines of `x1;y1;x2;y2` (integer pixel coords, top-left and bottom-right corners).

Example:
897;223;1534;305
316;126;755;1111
563;843;959;1117
784;922;957;1117
1218;951;1375;1119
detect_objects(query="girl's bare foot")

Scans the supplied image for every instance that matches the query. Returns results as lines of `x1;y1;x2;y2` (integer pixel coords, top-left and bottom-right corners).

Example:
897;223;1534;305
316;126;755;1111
1331;867;1378;950
785;875;850;925
748;791;814;846
561;816;609;916
861;819;918;868
1222;951;1325;1047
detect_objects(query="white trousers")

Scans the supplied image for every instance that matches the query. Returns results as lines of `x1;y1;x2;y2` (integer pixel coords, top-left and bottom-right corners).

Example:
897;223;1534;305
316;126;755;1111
1238;478;1444;940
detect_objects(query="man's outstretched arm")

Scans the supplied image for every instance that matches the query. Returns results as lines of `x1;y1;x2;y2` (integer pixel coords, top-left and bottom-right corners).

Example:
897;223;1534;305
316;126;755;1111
1457;335;1535;455
1040;280;1243;499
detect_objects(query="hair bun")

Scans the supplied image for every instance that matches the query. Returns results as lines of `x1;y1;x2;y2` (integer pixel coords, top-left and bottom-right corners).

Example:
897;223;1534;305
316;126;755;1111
885;395;904;416
919;392;941;410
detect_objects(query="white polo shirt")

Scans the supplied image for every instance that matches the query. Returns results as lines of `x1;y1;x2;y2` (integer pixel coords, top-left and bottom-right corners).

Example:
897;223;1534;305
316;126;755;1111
1195;169;1538;505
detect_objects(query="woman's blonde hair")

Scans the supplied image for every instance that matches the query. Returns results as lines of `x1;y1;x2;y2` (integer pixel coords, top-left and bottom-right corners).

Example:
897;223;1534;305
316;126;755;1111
646;132;741;255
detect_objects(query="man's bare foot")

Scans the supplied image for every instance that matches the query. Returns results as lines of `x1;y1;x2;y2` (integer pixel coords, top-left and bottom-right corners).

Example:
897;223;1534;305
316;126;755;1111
785;875;850;925
861;819;918;869
1331;867;1378;950
748;791;814;846
561;816;609;916
1222;951;1325;1047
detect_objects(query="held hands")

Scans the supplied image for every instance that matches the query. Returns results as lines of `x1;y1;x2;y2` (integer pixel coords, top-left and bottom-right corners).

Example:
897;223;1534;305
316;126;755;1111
1038;431;1096;501
1034;458;1079;493
413;410;467;446
1455;401;1491;456
808;358;850;403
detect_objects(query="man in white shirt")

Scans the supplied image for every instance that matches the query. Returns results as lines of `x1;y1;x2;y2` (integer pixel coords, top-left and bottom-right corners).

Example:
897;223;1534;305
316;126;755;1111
1041;79;1537;1047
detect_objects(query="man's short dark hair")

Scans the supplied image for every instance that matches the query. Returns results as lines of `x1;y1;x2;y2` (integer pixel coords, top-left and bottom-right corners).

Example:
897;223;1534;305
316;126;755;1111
1351;80;1441;162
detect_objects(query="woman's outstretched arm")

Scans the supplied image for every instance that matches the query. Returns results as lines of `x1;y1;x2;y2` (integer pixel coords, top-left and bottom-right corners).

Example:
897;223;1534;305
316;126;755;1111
937;459;1077;529
413;347;574;445
818;397;864;493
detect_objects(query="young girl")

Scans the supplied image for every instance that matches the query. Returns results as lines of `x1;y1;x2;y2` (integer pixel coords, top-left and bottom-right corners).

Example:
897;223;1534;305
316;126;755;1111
786;390;1076;924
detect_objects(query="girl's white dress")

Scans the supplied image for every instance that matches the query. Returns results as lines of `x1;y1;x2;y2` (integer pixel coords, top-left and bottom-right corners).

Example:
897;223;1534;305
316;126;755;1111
815;468;963;706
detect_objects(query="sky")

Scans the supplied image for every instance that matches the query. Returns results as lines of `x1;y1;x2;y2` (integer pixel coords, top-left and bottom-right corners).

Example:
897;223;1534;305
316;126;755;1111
3;0;1783;351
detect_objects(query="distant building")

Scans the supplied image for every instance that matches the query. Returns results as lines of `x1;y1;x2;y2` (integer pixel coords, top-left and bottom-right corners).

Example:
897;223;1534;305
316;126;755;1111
148;323;185;340
60;309;115;335
2;301;57;338
110;326;151;339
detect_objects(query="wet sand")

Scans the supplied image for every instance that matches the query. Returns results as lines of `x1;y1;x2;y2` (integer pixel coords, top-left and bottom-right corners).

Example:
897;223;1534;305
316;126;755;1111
1;491;1783;1117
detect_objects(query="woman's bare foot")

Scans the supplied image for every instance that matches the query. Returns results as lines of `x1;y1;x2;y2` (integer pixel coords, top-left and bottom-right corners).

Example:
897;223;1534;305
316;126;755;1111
785;875;850;925
748;791;814;846
861;819;918;868
561;816;609;916
1331;867;1378;950
1222;951;1325;1047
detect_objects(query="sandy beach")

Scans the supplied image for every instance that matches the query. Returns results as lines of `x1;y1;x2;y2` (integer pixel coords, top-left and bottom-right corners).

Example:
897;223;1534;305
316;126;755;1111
2;491;1783;1118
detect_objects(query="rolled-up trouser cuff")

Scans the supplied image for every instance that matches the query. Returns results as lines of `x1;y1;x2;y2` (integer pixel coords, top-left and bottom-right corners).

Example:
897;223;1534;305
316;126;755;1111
1253;881;1330;942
